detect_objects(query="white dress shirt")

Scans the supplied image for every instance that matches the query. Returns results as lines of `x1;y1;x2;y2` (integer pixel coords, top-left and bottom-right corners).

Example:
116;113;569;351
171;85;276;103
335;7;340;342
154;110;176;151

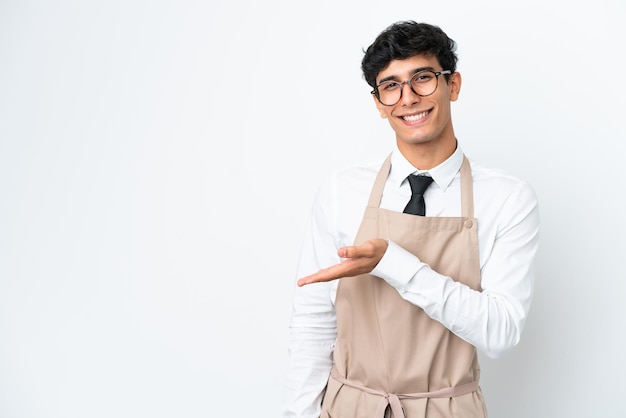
283;144;540;418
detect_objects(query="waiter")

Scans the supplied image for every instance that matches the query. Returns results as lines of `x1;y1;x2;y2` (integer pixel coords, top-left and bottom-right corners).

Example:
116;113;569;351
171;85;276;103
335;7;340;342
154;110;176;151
283;21;539;418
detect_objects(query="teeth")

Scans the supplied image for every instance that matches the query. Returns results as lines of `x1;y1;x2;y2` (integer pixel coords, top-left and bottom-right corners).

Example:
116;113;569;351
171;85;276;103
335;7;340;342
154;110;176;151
403;111;428;122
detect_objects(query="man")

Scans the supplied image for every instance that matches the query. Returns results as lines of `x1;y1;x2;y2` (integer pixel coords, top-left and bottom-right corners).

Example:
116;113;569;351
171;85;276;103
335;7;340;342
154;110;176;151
284;21;539;418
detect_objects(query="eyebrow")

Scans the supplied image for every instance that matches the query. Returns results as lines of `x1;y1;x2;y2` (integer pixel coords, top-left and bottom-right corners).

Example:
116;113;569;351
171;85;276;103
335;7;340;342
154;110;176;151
377;66;436;85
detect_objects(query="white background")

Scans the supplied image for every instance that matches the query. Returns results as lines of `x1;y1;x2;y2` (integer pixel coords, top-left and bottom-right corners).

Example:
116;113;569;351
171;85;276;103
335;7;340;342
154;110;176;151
1;1;625;417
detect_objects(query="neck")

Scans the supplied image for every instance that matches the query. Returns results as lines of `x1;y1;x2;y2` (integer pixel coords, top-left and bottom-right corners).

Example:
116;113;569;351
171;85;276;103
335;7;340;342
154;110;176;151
397;137;457;170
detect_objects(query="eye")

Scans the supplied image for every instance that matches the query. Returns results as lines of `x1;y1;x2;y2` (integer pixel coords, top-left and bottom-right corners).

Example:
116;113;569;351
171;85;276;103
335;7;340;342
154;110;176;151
380;81;400;91
413;72;434;83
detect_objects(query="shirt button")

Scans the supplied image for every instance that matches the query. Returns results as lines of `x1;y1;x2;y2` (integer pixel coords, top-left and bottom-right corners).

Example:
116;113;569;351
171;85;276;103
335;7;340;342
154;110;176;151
464;219;473;229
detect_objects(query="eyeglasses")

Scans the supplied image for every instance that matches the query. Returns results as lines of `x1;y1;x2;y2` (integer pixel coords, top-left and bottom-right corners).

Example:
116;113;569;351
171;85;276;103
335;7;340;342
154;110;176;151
372;70;452;106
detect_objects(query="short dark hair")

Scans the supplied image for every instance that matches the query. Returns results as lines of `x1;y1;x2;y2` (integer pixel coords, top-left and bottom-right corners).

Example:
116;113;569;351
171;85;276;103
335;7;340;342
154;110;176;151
361;21;458;89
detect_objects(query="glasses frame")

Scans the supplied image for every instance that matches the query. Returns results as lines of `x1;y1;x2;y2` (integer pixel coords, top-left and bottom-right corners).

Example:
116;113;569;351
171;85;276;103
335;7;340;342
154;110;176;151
372;70;452;106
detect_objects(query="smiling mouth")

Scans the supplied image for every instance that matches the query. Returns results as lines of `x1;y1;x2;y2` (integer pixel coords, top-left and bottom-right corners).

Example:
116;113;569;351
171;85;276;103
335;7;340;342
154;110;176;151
402;110;430;122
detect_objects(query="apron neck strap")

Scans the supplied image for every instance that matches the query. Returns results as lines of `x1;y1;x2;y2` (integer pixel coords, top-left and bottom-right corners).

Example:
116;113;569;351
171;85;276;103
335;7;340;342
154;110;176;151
367;154;393;209
460;155;474;219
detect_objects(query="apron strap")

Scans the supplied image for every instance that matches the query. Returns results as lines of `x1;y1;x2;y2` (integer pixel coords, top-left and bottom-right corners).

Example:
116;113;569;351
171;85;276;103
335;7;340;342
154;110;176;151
366;153;392;208
330;366;479;418
460;156;474;219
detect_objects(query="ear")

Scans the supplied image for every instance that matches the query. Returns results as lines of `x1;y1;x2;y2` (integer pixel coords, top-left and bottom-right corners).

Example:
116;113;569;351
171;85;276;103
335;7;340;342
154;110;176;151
372;93;388;119
449;72;462;102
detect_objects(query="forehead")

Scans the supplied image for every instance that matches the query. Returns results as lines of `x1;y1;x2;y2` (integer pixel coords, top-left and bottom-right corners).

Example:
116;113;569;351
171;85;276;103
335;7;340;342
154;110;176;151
376;53;441;82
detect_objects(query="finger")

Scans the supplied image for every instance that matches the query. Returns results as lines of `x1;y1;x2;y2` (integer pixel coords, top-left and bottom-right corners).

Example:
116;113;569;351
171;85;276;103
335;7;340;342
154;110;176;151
297;260;357;287
297;265;344;286
340;241;378;259
339;245;370;259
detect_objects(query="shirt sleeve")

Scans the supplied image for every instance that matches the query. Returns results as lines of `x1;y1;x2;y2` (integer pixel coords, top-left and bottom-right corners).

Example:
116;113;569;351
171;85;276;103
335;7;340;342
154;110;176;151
283;179;339;418
372;182;540;359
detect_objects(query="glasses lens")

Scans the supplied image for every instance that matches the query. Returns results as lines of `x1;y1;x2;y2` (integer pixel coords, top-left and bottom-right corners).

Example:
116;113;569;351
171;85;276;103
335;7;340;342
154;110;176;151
377;81;402;106
376;71;440;105
410;71;438;97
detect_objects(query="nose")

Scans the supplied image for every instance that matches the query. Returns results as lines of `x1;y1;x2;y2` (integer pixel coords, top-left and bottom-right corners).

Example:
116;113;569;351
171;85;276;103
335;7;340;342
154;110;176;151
400;81;420;105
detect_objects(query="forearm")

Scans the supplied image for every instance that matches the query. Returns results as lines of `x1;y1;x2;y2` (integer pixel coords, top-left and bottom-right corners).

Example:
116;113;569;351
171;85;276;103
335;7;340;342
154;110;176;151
391;262;527;358
283;325;335;418
283;279;337;418
373;235;537;359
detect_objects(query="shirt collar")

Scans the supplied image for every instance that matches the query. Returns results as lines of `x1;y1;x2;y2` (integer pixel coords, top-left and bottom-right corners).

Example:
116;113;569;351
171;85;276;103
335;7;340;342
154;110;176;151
389;142;464;192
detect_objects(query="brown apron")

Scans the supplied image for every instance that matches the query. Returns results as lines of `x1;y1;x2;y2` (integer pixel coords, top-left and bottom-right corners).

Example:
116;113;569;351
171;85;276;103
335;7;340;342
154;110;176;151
320;154;487;418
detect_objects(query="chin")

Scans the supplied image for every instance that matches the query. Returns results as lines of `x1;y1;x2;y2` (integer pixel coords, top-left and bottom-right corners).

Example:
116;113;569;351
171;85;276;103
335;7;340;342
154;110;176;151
401;135;434;145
